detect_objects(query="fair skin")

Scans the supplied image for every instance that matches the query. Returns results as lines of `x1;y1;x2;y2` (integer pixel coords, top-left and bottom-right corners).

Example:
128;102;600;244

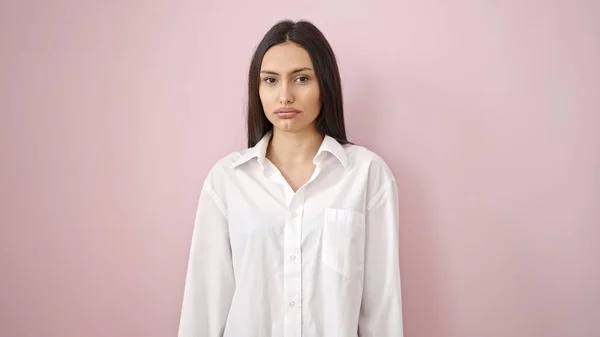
259;41;324;191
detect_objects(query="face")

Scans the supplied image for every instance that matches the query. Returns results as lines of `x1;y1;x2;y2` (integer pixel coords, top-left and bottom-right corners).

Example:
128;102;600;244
259;42;321;134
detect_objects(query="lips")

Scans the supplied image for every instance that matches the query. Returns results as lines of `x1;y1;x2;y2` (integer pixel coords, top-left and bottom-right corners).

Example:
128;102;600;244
274;108;301;119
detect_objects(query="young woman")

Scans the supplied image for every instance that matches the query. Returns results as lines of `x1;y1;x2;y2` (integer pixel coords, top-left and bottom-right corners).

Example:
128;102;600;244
178;20;403;337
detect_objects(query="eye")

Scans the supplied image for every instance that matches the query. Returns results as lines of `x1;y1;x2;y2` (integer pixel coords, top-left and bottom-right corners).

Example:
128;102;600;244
295;76;309;83
263;77;276;84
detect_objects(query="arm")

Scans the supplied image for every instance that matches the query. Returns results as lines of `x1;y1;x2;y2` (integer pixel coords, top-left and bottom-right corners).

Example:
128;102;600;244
358;181;404;336
178;181;235;337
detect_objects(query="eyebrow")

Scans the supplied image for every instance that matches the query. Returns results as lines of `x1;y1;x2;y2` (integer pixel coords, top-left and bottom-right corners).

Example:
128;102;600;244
260;67;313;75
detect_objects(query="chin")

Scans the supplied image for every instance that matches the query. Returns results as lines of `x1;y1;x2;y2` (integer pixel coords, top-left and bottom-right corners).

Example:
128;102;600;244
275;122;300;133
269;116;317;134
276;123;317;135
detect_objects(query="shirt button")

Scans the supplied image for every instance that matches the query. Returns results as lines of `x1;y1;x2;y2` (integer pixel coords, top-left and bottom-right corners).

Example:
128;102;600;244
291;212;297;218
290;255;297;261
289;301;295;307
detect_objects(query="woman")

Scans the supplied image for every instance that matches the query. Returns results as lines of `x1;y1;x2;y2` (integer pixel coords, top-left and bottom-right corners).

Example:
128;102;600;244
178;20;403;337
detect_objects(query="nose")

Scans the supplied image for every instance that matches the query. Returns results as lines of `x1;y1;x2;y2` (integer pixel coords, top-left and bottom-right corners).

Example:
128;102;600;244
279;81;294;104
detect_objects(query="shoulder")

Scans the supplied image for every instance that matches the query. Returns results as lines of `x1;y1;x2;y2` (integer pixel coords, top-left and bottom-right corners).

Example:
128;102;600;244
202;148;248;186
345;143;396;184
344;143;398;208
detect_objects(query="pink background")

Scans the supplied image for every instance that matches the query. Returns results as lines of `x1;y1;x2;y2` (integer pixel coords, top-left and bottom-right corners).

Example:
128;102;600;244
1;1;599;336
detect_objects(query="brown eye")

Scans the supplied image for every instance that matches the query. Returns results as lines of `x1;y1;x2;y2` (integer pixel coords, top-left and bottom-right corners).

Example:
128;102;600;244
263;77;276;84
295;76;309;83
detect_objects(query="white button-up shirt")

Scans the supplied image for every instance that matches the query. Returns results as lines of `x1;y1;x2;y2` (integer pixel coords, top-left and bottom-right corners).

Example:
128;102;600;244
178;132;404;337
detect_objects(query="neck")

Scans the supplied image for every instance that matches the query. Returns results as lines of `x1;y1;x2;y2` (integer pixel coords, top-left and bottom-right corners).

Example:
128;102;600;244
267;128;324;167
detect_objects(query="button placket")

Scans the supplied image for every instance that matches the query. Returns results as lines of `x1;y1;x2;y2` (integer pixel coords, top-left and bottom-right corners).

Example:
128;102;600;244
283;192;304;337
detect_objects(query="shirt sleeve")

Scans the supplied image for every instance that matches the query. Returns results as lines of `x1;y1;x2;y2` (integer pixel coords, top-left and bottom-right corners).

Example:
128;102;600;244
358;181;404;337
178;181;235;337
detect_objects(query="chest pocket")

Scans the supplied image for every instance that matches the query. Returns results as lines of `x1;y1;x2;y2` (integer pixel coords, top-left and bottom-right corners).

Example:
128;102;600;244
321;208;366;279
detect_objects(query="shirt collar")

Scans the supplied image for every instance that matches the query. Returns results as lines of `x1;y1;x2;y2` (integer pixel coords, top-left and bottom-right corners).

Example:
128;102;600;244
231;131;349;171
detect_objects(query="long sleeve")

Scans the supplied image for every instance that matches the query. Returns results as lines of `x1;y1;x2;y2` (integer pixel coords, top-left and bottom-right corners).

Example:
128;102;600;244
178;181;235;337
358;181;404;337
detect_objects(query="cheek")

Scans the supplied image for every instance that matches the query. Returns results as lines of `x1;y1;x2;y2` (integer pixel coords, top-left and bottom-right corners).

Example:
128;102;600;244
259;88;277;121
259;86;277;102
302;88;321;112
258;88;270;108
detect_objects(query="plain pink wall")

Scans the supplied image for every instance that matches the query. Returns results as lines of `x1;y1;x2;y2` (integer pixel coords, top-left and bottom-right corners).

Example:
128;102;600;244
1;1;599;336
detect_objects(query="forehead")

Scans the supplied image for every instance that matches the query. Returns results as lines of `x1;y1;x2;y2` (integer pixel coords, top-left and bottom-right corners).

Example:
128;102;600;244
260;42;314;71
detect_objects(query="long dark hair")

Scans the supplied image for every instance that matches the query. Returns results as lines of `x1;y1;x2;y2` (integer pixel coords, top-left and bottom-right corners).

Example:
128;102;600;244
246;20;350;148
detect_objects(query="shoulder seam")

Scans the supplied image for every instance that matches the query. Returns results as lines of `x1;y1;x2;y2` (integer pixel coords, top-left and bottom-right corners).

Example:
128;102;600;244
366;180;396;213
202;182;228;220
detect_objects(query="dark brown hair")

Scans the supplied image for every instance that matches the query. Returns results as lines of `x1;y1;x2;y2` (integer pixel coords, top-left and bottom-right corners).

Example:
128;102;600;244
246;20;350;147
